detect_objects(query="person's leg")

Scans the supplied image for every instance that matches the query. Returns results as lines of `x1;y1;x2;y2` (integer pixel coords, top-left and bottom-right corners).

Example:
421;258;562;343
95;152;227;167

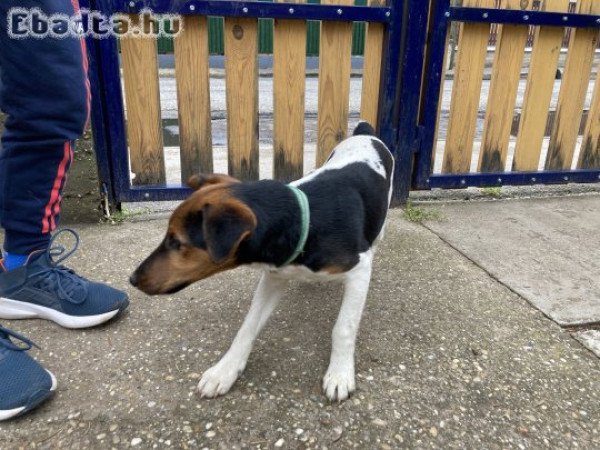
0;0;129;329
0;0;90;258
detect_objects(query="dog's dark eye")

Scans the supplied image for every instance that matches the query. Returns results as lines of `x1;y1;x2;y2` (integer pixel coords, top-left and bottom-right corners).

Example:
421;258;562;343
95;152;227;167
166;236;182;251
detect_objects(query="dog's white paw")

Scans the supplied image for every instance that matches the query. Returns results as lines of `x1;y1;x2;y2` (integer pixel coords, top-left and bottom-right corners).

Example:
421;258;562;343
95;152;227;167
198;359;245;398
322;362;356;402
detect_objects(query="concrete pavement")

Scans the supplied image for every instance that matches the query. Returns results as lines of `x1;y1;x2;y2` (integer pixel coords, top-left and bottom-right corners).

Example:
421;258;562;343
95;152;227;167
1;203;599;449
421;193;600;362
423;195;600;327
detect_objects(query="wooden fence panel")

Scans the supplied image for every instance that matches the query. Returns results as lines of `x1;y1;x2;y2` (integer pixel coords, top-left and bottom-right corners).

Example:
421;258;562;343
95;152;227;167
546;0;600;170
273;0;307;181
579;75;600;169
316;0;354;167
174;16;213;184
442;0;495;174
224;18;259;180
120;15;166;185
513;0;569;172
360;0;385;126
478;0;530;173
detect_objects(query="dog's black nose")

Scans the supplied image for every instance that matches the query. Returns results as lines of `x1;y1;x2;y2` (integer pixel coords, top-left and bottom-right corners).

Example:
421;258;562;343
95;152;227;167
129;273;138;287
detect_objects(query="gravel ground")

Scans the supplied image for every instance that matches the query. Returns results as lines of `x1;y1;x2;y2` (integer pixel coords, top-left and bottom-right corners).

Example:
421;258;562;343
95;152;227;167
0;211;599;449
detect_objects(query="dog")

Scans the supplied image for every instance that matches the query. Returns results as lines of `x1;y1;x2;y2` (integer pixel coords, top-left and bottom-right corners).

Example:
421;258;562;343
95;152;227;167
130;121;394;401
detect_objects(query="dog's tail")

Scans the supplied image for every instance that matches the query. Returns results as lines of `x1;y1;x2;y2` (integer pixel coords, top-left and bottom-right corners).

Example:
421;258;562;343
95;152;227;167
353;120;377;137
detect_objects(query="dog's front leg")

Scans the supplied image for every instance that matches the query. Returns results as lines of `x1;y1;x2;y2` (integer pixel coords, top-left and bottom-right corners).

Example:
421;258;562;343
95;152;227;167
198;272;287;398
323;251;373;402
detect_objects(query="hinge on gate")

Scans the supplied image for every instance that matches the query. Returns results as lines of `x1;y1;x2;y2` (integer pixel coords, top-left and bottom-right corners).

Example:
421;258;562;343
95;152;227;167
413;126;425;154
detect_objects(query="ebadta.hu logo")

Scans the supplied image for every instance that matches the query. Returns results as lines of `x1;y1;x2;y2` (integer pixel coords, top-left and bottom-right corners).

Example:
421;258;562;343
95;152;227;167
7;7;182;39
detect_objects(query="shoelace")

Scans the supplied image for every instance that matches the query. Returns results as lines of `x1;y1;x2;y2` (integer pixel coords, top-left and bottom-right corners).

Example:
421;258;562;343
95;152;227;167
0;326;38;352
36;229;88;305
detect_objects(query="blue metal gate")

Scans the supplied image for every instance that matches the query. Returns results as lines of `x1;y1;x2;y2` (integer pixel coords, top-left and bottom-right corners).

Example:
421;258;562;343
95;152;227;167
84;0;430;206
86;0;600;206
414;0;600;191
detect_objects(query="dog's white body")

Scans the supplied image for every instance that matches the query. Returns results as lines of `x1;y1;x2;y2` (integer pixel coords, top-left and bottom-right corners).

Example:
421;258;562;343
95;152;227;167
198;133;394;401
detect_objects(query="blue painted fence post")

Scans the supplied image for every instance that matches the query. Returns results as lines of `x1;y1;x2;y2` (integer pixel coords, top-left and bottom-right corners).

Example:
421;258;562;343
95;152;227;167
378;0;430;205
80;0;116;205
85;0;132;205
414;0;451;190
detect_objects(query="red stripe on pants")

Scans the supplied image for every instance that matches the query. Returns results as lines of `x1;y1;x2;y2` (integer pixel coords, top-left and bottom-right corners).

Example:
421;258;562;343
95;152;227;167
42;142;71;234
40;0;90;234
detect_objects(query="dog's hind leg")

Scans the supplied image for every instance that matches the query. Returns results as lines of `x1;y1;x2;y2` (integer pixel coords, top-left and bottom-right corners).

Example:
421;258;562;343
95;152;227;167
323;251;373;402
198;272;287;398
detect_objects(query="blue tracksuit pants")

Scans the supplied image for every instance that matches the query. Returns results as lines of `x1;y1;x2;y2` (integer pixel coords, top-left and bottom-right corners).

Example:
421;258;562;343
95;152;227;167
0;0;90;254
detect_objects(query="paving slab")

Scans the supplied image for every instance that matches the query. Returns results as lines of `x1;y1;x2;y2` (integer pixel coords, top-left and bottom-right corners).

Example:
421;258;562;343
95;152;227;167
424;195;600;327
1;210;599;449
574;331;600;358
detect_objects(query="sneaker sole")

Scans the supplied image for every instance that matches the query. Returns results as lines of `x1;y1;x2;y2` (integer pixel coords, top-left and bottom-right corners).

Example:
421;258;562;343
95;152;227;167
0;370;57;421
0;297;121;329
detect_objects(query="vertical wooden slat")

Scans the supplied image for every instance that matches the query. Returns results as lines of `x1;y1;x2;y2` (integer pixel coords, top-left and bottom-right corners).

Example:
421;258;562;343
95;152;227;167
442;0;495;174
478;0;530;173
360;0;385;126
273;0;307;181
224;18;259;180
174;16;213;184
579;75;600;169
546;0;600;170
120;15;166;185
513;0;570;172
316;0;354;167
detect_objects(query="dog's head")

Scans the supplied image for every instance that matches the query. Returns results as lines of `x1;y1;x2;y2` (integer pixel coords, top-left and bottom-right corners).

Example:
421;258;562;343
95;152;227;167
130;174;257;295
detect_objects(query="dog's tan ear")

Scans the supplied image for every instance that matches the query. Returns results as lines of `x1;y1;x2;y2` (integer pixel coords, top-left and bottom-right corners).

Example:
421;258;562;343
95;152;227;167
202;200;257;263
188;174;240;191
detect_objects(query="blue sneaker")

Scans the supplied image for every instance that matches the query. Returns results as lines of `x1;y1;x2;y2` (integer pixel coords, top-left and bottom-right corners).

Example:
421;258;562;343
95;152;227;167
0;229;129;329
0;326;56;421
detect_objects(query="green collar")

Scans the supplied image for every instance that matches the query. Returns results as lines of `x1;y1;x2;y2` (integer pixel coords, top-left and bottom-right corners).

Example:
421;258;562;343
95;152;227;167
281;185;310;267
